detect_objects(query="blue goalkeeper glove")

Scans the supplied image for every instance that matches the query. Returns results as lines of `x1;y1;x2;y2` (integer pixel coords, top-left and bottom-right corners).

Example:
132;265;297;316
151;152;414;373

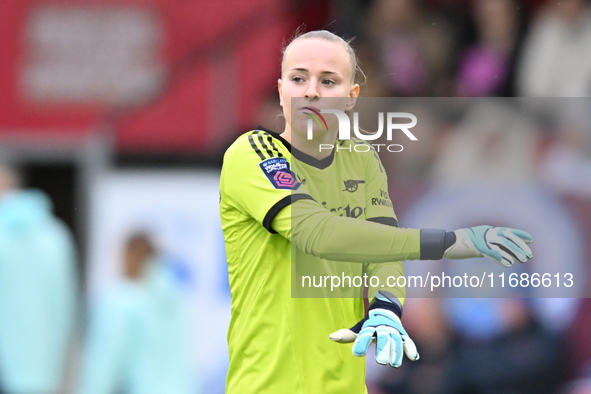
329;295;419;368
444;225;534;267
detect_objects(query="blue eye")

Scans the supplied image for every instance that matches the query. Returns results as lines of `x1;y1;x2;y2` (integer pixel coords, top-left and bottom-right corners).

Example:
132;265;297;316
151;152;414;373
293;76;304;83
323;79;336;85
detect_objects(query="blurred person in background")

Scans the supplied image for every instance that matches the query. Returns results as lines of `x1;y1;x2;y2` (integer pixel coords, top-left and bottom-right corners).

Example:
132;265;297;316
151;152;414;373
371;297;564;394
454;0;526;96
0;164;77;394
77;233;194;394
518;0;591;96
537;102;591;382
364;0;456;96
441;298;564;394
430;101;539;184
539;102;591;197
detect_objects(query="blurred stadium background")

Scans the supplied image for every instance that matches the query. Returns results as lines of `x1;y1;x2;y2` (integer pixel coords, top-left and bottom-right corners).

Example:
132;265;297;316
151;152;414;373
1;0;591;393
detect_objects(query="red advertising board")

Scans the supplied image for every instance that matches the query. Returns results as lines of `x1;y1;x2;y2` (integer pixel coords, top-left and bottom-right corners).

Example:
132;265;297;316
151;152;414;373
0;0;289;154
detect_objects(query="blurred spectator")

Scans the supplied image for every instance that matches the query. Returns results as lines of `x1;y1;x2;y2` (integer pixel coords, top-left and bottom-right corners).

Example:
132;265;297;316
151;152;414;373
353;40;393;97
518;0;591;96
443;298;565;394
77;233;194;394
539;102;591;196
365;0;456;96
455;0;525;96
430;101;538;184
374;298;565;394
0;165;77;394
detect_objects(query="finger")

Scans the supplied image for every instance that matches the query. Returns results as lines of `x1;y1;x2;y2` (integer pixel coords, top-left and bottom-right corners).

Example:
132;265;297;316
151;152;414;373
511;229;534;244
493;238;528;263
490;229;527;262
497;248;515;267
502;229;533;259
401;334;420;361
352;327;375;357
391;329;404;368
375;327;391;365
329;329;357;343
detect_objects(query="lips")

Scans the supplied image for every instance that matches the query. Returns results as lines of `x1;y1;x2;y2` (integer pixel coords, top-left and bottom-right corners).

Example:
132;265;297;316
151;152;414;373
300;106;322;115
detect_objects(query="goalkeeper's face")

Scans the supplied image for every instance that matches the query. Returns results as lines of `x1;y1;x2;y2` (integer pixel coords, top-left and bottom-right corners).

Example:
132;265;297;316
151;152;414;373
278;38;359;141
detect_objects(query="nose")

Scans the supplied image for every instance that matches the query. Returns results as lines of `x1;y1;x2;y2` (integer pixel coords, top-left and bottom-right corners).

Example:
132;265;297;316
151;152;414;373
304;79;320;99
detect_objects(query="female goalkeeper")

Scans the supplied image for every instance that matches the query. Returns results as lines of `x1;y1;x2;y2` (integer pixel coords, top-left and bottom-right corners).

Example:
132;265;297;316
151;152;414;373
219;30;534;394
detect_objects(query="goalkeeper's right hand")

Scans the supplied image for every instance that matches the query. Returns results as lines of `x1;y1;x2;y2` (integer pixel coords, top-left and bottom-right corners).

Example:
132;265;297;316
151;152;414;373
444;225;534;268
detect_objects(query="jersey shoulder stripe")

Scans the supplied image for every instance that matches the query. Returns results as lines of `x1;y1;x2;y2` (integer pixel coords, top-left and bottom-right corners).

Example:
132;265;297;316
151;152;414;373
256;130;284;158
244;129;286;161
253;130;284;159
247;133;266;160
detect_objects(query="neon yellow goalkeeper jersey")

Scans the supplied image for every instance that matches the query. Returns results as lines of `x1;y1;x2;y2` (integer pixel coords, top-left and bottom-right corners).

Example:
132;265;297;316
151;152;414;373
220;127;415;394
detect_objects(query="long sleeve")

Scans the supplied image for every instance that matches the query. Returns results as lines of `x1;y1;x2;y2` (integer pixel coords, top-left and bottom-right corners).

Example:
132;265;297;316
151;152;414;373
272;199;421;263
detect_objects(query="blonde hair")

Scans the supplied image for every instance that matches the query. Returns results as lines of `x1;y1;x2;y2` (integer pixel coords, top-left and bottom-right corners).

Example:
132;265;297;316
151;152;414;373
281;30;365;85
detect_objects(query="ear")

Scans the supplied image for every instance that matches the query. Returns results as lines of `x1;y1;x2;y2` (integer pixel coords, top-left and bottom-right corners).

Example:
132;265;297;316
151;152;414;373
278;79;283;107
345;83;359;111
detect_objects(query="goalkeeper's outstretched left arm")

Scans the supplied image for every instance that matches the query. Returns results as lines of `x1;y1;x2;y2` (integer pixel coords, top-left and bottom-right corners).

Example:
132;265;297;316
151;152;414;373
272;198;534;267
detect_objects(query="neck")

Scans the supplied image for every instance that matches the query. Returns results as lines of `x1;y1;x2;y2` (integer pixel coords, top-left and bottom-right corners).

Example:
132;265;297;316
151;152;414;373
281;124;337;160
